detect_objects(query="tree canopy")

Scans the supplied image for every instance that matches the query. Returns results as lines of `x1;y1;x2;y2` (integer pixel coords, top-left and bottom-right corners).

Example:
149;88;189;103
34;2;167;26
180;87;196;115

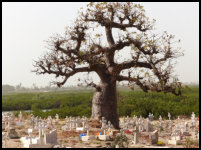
33;2;183;95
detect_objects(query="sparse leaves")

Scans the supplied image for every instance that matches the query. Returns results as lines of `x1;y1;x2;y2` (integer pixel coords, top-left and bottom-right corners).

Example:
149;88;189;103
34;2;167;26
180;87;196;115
33;2;183;95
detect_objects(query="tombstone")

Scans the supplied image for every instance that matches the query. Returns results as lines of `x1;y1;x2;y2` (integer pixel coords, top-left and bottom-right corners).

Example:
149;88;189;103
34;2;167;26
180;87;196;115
127;119;134;130
169;120;173;133
191;112;195;120
138;119;144;132
145;118;153;132
98;134;110;141
174;125;181;134
21;127;54;148
16;111;23;126
41;121;46;135
197;131;199;140
107;121;112;131
191;112;196;131
55;114;59;123
71;117;75;128
7;113;19;139
159;115;162;122
75;118;81;130
177;116;180;121
27;129;33;144
165;121;169;133
81;124;90;141
98;123;110;141
30;115;35;129
148;113;154;121
44;129;58;145
64;116;69;128
61;116;69;131
158;116;162;132
34;117;39;129
100;117;107;129
181;121;189;135
168;132;181;145
37;122;44;145
132;115;137;127
168;112;171;120
19;111;23;122
8;113;15;128
149;130;158;145
20;129;36;148
132;131;139;144
46;116;53;129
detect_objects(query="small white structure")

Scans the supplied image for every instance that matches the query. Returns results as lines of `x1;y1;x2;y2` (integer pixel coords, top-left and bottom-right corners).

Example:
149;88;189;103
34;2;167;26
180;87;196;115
98;135;110;141
132;132;139;144
55;114;59;123
168;112;171;120
168;132;181;145
21;128;57;148
81;136;89;141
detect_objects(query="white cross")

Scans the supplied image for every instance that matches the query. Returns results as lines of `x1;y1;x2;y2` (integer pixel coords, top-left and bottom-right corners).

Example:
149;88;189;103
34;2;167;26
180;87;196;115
168;112;171;120
38;122;45;137
85;124;90;136
27;129;33;144
159;115;162;122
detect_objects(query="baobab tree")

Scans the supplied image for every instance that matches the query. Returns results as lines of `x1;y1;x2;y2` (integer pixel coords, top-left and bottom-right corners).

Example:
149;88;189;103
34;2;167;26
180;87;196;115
33;2;183;129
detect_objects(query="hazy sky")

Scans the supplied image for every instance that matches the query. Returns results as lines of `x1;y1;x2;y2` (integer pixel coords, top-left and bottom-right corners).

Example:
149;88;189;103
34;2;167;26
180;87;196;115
2;2;199;87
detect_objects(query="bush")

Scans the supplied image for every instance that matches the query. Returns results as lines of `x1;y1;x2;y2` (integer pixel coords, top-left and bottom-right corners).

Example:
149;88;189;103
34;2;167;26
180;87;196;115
2;86;199;119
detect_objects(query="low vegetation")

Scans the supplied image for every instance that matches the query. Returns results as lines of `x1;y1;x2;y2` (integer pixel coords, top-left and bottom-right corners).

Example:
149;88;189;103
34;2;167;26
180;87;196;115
2;85;199;119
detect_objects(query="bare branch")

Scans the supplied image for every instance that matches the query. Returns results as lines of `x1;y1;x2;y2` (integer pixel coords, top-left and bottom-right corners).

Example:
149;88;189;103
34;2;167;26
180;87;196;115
116;75;149;92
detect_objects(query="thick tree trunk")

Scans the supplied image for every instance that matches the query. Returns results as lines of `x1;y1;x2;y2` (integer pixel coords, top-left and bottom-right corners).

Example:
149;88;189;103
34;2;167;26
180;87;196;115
91;79;119;129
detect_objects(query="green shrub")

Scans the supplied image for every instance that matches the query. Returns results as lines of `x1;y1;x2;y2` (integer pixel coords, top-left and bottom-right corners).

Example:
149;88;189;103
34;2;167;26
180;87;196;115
2;86;199;119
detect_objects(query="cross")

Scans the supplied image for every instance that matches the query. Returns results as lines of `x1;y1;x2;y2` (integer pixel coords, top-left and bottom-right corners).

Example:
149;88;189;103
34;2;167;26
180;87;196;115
85;124;90;136
132;132;138;144
101;124;108;135
168;112;171;120
30;115;35;129
159;115;162;122
108;121;112;130
55;114;59;122
18;111;23;122
27;129;33;144
38;122;45;138
35;116;39;129
100;117;107;129
69;117;72;131
41;121;46;135
81;116;88;126
177;116;180;121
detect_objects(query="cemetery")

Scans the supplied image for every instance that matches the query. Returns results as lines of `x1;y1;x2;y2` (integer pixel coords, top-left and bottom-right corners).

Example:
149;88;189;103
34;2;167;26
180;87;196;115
2;112;199;148
2;2;199;149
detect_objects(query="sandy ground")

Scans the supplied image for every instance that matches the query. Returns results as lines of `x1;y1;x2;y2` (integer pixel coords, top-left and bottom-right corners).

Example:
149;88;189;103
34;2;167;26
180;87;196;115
2;118;199;148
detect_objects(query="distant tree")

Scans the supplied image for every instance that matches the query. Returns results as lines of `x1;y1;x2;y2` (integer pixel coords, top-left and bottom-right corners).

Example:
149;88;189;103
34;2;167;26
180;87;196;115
32;83;39;91
33;2;183;128
15;83;22;91
2;84;15;93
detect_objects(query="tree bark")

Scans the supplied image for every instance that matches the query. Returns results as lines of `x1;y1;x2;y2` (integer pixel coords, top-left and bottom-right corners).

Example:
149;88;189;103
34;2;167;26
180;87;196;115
91;79;119;129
